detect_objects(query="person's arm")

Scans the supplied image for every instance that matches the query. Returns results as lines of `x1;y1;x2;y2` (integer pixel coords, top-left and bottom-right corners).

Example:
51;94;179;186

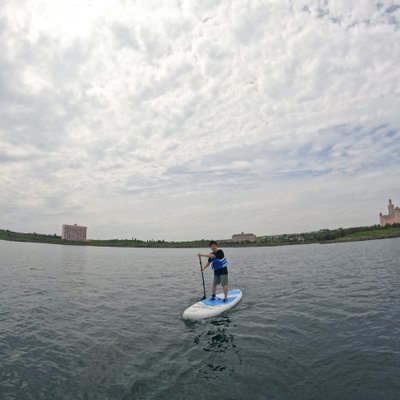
197;252;215;258
201;261;211;271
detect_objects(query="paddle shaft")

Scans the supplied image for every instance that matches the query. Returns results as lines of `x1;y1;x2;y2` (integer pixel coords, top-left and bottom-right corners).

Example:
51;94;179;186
198;256;207;300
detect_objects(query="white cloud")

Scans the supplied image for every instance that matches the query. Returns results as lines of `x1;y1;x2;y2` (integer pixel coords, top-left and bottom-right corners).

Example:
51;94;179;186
0;0;399;240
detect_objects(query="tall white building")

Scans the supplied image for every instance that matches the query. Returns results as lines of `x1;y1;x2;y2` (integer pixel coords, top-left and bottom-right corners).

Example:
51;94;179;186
62;224;87;241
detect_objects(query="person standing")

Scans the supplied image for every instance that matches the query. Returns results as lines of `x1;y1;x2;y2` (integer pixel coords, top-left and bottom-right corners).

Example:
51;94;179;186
198;240;229;302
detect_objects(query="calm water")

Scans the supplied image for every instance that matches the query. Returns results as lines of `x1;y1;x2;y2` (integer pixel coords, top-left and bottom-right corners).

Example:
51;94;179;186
0;238;399;400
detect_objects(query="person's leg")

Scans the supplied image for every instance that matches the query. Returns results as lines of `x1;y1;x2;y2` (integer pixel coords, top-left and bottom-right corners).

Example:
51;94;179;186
211;275;219;299
221;274;228;300
222;284;228;300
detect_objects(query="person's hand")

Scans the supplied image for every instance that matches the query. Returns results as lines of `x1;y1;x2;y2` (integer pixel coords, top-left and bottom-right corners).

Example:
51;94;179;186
197;253;202;257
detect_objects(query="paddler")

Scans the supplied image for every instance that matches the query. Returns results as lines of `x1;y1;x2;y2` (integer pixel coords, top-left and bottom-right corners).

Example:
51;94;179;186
197;240;229;302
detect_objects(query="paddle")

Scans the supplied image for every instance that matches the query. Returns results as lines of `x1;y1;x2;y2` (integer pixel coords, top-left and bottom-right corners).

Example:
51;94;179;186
198;256;207;300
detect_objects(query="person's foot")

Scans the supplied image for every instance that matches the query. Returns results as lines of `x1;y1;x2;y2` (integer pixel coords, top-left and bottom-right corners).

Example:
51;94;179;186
223;298;228;302
210;294;216;301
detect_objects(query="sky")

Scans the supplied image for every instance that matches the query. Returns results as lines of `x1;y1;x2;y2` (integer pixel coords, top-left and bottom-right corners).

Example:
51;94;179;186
0;0;400;241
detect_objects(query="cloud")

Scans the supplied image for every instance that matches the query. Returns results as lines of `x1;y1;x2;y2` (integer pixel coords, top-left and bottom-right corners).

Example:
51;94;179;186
0;0;399;239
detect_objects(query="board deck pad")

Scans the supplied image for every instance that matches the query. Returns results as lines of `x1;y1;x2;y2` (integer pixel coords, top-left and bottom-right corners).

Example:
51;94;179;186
182;289;242;320
202;289;241;306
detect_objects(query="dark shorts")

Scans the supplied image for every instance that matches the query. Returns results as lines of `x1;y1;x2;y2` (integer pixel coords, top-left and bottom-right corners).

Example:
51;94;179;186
213;273;228;286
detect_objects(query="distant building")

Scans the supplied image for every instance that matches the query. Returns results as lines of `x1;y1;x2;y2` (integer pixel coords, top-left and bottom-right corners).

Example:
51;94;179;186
62;224;87;241
379;199;400;226
232;232;257;243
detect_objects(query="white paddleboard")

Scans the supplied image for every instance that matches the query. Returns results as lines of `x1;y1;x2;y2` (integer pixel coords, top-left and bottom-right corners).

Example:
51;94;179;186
182;289;242;320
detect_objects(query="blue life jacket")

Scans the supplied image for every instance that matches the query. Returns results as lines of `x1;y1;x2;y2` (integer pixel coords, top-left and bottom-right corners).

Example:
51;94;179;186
211;256;228;271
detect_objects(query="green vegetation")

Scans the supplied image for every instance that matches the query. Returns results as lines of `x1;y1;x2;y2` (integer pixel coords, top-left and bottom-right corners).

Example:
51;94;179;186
0;229;210;248
318;225;400;243
1;224;400;248
256;224;400;245
0;229;64;244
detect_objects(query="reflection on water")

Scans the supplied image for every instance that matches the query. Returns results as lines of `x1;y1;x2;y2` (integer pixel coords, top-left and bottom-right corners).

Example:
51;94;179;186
188;316;242;380
201;318;235;352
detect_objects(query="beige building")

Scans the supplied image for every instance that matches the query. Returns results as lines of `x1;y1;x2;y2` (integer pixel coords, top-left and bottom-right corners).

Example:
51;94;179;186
62;224;87;241
232;232;257;243
379;199;400;226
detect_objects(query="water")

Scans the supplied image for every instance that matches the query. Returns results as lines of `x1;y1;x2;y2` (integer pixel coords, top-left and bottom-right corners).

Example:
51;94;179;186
0;239;399;400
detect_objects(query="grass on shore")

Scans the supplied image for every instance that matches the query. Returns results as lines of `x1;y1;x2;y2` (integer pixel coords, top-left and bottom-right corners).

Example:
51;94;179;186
325;226;400;242
1;225;400;248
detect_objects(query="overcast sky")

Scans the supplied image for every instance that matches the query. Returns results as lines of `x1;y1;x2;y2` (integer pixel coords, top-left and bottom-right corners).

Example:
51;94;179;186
1;0;399;241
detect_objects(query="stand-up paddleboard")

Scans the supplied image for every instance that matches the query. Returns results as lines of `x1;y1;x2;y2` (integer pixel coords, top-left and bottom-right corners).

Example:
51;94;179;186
182;289;242;320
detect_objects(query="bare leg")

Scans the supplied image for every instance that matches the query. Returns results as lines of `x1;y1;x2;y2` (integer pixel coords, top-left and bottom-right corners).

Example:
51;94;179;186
223;284;228;299
212;283;217;296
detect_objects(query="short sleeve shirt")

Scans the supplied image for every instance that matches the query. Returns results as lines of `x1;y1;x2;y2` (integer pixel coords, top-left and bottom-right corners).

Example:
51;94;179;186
208;249;224;262
208;249;228;276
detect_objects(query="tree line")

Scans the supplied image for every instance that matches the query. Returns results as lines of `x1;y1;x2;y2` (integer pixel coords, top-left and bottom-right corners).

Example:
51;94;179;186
1;224;399;248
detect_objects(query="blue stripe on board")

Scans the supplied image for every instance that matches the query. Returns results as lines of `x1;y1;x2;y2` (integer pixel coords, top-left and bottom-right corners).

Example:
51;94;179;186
202;296;237;306
201;289;241;306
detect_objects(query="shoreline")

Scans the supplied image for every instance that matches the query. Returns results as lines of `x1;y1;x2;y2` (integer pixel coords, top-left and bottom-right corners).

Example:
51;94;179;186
1;228;399;249
320;233;400;244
